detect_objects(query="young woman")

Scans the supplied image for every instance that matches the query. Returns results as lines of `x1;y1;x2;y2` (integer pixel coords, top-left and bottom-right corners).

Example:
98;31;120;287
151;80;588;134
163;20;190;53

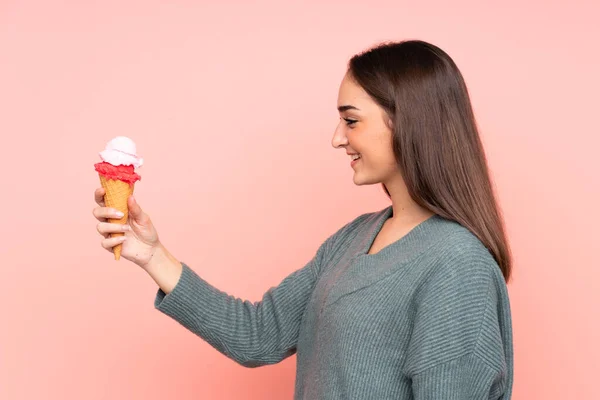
93;40;513;399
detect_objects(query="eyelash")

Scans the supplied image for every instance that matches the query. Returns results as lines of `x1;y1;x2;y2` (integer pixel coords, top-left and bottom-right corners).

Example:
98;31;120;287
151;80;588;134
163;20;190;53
343;118;357;127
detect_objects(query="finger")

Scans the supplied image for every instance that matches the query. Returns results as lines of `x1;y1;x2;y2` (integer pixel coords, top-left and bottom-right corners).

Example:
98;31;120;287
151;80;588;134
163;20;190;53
93;206;107;223
127;195;148;224
101;235;127;250
97;222;130;236
96;221;109;238
95;187;106;206
93;206;125;222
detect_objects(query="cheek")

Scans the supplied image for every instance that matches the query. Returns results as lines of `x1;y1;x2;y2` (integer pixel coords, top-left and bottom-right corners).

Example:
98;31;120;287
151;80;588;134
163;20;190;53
373;153;396;172
376;132;396;165
365;143;397;174
367;137;394;162
384;146;397;165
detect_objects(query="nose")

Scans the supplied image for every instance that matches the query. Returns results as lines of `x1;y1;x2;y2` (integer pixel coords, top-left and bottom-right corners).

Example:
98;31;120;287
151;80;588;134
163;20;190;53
331;120;348;149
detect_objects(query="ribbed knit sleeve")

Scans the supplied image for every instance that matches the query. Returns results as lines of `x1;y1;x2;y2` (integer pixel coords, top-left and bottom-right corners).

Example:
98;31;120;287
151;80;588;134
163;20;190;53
153;237;332;368
403;236;512;399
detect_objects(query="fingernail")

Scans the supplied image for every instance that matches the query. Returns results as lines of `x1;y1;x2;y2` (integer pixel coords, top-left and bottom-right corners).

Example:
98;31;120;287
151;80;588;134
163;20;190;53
119;236;127;241
115;211;124;217
122;225;129;231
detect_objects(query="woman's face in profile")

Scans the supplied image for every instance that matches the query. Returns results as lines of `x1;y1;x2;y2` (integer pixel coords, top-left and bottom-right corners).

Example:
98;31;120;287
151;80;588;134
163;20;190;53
332;72;399;186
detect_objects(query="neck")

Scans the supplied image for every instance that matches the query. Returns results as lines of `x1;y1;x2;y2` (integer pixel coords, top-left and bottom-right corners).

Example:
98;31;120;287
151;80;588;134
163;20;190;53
383;176;434;225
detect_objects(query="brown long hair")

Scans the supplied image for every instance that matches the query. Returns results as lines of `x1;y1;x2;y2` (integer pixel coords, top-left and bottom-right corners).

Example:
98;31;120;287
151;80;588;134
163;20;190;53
348;40;512;282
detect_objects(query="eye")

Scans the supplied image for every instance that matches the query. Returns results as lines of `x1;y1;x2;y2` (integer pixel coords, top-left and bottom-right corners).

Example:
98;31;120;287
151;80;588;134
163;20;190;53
343;118;357;127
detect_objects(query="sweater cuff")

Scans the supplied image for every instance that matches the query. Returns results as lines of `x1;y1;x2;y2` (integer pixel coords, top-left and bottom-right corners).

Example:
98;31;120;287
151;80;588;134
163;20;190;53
410;353;505;399
154;262;213;326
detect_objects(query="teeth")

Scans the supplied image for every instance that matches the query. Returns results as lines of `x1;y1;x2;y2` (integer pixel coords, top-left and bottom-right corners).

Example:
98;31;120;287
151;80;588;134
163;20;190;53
351;154;361;160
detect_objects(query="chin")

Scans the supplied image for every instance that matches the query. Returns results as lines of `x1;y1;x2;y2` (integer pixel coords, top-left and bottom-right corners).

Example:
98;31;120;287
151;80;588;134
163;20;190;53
352;172;380;186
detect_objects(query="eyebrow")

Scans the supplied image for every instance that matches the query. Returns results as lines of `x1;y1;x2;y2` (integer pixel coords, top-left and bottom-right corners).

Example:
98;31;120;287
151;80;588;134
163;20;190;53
337;105;360;112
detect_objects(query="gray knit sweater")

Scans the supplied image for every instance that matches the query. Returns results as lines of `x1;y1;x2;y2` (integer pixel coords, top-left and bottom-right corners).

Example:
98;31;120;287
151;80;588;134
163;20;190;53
155;206;513;399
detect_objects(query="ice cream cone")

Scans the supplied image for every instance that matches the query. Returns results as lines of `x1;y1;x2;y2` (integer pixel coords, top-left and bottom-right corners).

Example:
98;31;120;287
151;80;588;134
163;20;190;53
99;175;134;260
95;136;142;261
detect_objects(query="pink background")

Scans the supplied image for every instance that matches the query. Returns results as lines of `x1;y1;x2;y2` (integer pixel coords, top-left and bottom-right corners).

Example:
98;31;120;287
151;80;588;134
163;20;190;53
1;1;599;399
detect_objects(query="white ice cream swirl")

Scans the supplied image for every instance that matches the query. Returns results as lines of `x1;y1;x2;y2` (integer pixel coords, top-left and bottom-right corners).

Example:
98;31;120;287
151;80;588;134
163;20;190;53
99;136;143;168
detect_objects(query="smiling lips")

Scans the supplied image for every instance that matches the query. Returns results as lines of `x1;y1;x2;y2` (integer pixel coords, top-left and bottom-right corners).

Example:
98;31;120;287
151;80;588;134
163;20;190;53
349;153;361;166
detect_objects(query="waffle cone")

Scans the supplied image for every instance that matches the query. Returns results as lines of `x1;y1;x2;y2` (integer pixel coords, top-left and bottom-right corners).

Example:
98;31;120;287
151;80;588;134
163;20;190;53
99;174;134;260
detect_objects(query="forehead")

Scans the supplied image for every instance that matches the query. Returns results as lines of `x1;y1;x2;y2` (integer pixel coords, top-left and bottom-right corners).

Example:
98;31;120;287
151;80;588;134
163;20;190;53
337;73;372;107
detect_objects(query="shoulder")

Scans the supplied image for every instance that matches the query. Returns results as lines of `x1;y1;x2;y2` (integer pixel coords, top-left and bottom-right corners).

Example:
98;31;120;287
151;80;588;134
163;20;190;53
403;219;511;375
422;217;502;285
407;217;510;330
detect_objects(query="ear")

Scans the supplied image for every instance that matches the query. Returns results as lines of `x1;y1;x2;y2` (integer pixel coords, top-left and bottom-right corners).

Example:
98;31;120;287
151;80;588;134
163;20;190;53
382;110;394;129
385;116;394;130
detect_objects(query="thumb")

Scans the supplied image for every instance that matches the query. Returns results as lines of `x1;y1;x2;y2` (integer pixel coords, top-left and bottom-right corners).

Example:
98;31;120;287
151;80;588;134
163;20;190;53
128;195;147;224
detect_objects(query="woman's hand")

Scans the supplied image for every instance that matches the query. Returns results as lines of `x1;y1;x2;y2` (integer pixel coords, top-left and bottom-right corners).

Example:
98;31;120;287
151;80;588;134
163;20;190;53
93;187;161;269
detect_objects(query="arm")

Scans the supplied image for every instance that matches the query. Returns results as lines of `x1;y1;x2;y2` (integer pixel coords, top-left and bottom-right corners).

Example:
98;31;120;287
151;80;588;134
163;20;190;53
146;238;332;368
144;244;183;294
402;241;513;399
